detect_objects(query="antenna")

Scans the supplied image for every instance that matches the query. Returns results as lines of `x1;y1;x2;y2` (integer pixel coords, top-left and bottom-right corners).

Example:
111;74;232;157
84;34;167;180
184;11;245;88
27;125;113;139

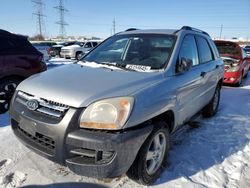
54;0;68;38
32;0;46;37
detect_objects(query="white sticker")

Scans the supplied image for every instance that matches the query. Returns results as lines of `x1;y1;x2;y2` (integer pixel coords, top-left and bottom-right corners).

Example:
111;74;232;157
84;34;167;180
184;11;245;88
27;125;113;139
126;64;151;72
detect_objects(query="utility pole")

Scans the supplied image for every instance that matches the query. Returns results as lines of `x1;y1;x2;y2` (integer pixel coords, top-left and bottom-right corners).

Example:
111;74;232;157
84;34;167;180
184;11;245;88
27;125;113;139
54;0;68;38
32;0;46;37
219;24;223;39
113;18;116;35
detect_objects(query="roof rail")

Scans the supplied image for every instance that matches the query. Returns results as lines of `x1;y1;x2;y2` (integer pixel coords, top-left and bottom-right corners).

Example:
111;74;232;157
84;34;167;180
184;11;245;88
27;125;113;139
181;26;209;36
125;28;138;32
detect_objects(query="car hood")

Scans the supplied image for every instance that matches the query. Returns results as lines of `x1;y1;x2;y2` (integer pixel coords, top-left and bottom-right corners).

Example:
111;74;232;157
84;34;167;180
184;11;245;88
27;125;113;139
17;64;163;108
62;45;80;50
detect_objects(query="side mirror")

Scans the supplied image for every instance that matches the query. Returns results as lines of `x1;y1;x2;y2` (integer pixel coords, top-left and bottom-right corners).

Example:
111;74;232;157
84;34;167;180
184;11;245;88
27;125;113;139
176;57;193;73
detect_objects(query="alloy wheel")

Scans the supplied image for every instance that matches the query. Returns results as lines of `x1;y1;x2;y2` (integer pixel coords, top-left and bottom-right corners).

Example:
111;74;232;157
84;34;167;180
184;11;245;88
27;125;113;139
146;132;166;175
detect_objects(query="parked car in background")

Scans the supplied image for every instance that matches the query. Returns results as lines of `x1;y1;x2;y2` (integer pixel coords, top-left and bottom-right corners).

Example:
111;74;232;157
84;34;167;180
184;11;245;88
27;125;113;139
244;45;250;57
0;29;46;114
50;41;77;57
31;41;57;61
10;26;224;185
214;40;249;86
60;40;101;60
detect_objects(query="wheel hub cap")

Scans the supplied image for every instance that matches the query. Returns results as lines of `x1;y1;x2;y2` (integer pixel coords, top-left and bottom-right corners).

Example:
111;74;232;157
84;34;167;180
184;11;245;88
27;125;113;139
146;132;166;175
0;83;17;110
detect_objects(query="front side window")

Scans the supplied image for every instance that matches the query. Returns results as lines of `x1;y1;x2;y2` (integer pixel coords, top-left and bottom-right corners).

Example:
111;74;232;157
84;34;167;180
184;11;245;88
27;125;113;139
196;36;213;63
179;35;199;66
84;34;176;70
85;42;92;48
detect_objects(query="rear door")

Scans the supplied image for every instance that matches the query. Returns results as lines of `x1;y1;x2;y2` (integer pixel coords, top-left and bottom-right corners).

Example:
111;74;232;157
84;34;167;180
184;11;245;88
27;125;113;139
194;35;220;107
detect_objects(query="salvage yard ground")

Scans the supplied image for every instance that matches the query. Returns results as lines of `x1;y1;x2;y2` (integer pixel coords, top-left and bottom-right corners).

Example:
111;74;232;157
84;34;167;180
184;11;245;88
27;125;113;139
0;61;250;188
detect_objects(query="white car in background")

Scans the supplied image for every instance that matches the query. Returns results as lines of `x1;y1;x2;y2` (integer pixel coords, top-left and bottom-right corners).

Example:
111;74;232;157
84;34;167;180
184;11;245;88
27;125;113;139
60;40;102;60
31;41;57;61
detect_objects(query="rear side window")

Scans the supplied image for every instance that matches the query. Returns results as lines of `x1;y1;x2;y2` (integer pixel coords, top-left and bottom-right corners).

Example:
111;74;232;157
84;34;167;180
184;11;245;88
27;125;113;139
196;36;213;63
179;35;199;66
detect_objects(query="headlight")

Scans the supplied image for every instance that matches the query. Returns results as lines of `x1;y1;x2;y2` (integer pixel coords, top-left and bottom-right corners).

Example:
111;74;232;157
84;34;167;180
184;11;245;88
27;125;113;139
80;97;134;130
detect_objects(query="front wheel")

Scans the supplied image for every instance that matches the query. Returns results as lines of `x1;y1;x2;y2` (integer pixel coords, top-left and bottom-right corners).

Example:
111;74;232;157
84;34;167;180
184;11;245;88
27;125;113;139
202;84;220;117
76;52;83;60
0;78;20;114
127;122;170;185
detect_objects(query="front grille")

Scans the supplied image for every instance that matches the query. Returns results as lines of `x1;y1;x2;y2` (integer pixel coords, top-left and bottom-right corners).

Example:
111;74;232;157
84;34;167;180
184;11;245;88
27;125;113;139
61;49;70;53
17;125;55;150
16;91;69;119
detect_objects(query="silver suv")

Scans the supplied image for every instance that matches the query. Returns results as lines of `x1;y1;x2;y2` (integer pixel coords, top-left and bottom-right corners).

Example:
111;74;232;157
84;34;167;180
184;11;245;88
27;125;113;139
10;26;224;185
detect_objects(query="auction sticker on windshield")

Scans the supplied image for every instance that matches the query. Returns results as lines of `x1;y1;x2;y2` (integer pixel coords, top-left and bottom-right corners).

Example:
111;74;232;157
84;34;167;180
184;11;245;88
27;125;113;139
126;64;151;72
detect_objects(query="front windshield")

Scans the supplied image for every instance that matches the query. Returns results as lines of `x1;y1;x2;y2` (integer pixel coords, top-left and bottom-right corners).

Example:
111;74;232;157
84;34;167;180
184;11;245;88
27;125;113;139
83;34;176;70
76;42;85;46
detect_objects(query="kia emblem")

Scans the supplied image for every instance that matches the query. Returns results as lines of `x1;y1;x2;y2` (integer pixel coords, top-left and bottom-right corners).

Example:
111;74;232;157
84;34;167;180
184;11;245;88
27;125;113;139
26;99;39;111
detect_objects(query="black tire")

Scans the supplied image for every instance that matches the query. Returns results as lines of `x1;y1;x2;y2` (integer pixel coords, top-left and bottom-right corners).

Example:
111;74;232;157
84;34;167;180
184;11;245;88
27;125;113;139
76;52;83;60
243;71;248;78
127;122;170;185
0;78;20;114
235;73;243;87
202;84;220;117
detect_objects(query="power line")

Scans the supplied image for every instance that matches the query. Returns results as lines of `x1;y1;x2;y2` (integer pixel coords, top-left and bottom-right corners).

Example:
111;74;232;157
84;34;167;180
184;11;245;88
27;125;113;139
32;0;46;36
54;0;68;38
220;24;223;39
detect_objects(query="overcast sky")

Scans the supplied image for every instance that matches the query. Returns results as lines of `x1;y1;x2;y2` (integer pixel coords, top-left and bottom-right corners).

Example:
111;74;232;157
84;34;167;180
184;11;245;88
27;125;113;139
1;0;250;39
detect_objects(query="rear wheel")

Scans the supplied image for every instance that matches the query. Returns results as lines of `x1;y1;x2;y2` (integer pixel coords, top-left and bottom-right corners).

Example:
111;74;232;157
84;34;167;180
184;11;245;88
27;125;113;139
202;84;220;117
127;122;170;185
0;78;20;114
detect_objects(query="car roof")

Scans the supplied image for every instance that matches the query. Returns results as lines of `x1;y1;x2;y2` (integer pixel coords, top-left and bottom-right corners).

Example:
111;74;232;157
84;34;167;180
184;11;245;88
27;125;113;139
117;29;178;35
117;27;211;39
0;29;27;39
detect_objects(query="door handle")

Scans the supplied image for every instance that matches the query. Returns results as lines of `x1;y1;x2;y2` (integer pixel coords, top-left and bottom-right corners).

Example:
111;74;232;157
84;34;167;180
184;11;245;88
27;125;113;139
215;65;219;69
200;71;207;77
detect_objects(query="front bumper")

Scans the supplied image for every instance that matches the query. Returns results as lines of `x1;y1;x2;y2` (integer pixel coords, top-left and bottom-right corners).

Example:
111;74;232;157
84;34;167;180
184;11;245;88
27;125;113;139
223;71;241;84
10;97;153;178
60;51;75;58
